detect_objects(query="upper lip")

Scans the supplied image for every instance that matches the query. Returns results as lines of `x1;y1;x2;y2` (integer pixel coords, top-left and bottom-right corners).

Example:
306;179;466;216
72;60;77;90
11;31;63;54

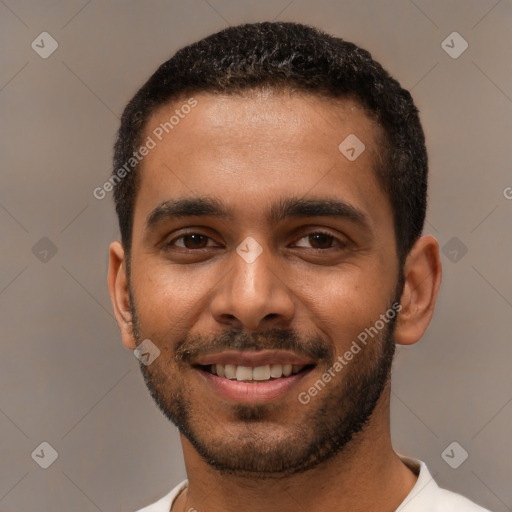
192;350;315;367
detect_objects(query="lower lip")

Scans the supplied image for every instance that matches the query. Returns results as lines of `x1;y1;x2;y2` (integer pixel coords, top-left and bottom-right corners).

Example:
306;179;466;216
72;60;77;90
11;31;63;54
197;368;313;403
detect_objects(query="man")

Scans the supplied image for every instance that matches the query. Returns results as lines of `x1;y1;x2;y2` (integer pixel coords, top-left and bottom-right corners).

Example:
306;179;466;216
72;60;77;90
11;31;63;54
107;22;491;512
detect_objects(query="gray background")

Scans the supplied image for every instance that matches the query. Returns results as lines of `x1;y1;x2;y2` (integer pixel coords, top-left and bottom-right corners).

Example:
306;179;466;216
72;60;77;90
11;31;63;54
1;1;511;511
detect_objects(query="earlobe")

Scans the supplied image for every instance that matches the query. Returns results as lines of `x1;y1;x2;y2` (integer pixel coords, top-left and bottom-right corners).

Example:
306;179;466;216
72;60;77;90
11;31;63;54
394;235;442;346
107;240;137;350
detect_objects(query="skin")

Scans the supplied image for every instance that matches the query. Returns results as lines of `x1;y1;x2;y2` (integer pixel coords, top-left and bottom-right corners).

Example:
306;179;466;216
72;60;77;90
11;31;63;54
108;89;442;512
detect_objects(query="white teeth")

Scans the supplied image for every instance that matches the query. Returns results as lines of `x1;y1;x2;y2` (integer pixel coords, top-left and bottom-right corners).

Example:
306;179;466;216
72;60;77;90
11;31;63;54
270;364;283;378
224;364;237;379
216;364;225;377
209;363;306;380
253;365;271;380
236;366;253;381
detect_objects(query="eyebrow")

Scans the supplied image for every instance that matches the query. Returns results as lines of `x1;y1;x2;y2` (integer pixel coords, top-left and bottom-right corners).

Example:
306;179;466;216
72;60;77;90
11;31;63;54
146;197;233;228
145;196;370;231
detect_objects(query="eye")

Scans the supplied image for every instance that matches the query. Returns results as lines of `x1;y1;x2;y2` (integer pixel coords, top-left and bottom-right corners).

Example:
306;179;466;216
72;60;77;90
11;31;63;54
293;231;346;250
165;230;347;252
167;233;218;250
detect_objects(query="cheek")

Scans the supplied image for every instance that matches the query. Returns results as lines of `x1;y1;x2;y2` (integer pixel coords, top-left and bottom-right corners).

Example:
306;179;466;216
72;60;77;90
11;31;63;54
295;265;395;343
131;245;397;348
131;262;211;333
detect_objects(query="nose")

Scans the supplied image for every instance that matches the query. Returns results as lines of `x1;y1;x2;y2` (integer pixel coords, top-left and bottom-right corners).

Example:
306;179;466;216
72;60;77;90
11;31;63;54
209;240;295;332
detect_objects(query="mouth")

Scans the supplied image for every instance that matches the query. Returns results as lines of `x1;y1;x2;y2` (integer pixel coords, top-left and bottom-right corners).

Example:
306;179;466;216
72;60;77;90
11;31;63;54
197;362;313;381
191;351;316;403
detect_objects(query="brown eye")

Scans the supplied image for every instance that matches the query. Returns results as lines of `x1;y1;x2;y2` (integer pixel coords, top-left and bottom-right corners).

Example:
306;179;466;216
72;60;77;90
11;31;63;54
295;231;343;250
171;233;212;249
308;233;334;249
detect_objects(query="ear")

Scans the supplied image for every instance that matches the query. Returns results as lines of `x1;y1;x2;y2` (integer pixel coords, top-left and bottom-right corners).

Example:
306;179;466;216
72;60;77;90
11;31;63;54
108;240;137;350
394;235;442;346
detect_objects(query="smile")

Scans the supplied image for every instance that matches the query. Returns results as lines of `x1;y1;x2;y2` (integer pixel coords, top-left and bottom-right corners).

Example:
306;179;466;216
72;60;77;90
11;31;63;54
202;363;310;381
191;350;316;402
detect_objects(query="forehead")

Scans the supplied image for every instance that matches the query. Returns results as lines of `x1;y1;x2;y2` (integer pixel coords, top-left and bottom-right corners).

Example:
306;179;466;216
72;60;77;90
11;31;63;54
145;90;381;162
133;90;390;232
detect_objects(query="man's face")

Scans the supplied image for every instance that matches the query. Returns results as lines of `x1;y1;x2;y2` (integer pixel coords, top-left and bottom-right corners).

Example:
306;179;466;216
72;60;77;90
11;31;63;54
126;90;401;476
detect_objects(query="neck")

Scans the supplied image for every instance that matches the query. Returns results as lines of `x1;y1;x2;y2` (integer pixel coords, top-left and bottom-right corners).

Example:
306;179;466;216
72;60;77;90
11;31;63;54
173;386;417;512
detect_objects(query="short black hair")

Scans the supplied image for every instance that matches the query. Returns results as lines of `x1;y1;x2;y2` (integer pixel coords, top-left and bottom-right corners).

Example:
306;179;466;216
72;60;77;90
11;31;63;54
113;21;427;265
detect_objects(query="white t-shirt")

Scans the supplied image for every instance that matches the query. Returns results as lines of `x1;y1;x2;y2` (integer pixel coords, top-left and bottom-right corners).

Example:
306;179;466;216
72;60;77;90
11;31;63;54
134;457;491;512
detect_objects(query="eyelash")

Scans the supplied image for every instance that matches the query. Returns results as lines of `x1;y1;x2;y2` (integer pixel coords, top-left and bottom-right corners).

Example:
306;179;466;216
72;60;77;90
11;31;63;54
166;230;347;251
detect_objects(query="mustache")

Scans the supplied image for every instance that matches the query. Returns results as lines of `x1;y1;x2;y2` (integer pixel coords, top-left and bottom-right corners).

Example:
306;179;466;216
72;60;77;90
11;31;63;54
175;327;334;364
